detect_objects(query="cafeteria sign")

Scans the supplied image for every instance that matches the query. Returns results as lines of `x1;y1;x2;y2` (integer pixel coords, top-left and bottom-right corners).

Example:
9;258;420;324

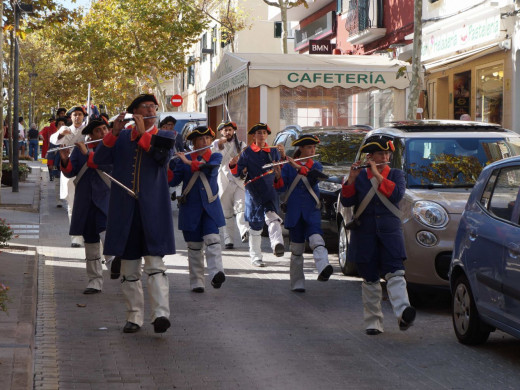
287;72;386;85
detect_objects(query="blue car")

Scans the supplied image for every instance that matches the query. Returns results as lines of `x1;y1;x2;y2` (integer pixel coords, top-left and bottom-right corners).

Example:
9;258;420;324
450;155;520;344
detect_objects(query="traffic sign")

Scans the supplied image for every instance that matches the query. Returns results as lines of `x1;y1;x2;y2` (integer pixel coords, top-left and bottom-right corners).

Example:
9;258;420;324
170;94;183;107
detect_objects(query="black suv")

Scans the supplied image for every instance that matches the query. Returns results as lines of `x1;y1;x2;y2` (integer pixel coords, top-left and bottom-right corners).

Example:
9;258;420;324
273;125;370;248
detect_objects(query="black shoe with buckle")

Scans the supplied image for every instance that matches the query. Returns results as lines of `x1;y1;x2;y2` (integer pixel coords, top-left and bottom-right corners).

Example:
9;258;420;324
317;265;333;282
192;287;205;293
224;243;234;249
366;328;382;336
71;243;81;248
123;322;140;333
274;243;285;257
110;256;121;280
152;316;171;333
83;288;101;294
252;260;265;267
399;306;416;331
211;271;226;289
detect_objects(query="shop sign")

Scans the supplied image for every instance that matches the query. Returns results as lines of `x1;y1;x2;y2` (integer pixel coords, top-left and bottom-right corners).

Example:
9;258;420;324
286;71;387;86
422;14;501;61
206;68;248;102
309;39;335;54
294;11;336;52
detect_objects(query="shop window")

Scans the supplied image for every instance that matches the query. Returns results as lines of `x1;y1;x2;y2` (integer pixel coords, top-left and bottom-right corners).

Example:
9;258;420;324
454;71;471;120
476;63;503;125
279;86;398;129
228;89;247;140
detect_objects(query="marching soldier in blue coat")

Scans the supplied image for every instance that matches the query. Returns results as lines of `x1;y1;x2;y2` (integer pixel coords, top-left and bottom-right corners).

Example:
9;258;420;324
229;123;285;267
340;135;415;335
277;135;333;292
59;116;113;294
94;94;175;334
169;126;226;293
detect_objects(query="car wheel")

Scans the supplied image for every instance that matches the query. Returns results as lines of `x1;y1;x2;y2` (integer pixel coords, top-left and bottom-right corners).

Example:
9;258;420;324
452;274;490;345
338;223;357;276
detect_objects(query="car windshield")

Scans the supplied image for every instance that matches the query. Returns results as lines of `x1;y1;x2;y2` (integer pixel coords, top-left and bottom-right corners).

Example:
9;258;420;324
315;132;366;166
405;137;520;188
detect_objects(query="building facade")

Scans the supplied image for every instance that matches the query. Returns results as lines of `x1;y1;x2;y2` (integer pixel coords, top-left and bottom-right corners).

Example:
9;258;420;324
421;0;515;129
159;0;295;115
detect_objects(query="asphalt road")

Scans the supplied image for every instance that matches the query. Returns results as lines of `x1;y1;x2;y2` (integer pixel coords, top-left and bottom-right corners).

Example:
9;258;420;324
26;169;520;389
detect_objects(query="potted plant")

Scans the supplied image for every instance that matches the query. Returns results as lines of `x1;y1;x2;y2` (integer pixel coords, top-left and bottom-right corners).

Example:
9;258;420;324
0;217;13;246
1;162;30;185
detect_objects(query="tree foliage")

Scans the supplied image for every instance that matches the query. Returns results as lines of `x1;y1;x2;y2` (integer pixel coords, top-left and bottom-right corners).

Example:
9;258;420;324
197;0;251;52
13;0;208;120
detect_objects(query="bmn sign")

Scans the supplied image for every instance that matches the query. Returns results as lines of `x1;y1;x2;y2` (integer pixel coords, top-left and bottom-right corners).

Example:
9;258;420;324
309;39;335;55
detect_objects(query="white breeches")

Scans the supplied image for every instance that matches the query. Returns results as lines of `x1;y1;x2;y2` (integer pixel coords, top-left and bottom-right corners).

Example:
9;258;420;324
120;256;170;326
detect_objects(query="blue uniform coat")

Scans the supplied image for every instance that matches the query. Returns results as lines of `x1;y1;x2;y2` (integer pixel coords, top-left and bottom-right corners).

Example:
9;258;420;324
169;150;225;232
62;146;111;236
233;144;281;225
93;127;175;257
340;167;406;263
278;160;322;231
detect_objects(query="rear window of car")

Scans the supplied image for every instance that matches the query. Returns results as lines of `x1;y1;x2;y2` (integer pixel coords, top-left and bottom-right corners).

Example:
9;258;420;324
404;137;520;188
316;132;365;166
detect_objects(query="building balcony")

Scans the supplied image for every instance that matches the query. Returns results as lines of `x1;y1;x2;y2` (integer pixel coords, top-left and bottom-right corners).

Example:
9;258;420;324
345;0;385;45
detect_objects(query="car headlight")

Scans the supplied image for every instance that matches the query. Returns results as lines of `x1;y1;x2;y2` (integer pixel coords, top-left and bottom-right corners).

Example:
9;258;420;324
412;201;449;228
318;181;342;193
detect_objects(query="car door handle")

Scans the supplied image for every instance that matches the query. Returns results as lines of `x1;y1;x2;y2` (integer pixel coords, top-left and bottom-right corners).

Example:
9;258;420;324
508;243;520;259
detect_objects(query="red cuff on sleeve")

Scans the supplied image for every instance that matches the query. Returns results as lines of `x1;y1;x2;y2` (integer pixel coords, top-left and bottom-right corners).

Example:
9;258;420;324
87;151;98;169
103;132;118;148
167;169;174;182
298;166;309;176
229;163;238;175
191;160;202;172
378;178;396;198
341;183;356;198
61;159;73;174
138;132;152;152
274;177;284;189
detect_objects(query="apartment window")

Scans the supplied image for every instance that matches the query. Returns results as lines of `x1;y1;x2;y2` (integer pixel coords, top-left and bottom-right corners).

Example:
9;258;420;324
200;33;207;62
211;26;217;57
188;56;195;86
274;22;282;38
274;21;294;39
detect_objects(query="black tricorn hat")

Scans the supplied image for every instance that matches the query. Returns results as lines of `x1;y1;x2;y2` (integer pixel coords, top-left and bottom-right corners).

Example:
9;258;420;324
292;134;320;147
82;116;109;135
186;126;215;141
248;123;271;135
127;94;158;113
66;106;87;117
360;135;395;154
217;121;237;131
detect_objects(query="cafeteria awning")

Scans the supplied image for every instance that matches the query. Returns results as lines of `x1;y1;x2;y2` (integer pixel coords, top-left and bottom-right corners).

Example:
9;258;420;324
206;52;412;102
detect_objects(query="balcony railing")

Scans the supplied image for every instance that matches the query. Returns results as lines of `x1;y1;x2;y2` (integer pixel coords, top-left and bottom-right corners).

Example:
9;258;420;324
345;0;386;45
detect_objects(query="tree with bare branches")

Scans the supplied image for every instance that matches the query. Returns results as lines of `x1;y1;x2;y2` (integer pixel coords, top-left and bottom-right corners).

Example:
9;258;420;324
262;0;308;53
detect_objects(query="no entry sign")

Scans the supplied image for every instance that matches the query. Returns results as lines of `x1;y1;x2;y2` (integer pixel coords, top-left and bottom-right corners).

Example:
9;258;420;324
170;94;183;107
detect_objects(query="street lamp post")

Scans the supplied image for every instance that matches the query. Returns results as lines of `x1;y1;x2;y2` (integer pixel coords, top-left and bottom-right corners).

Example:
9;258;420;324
11;2;33;192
